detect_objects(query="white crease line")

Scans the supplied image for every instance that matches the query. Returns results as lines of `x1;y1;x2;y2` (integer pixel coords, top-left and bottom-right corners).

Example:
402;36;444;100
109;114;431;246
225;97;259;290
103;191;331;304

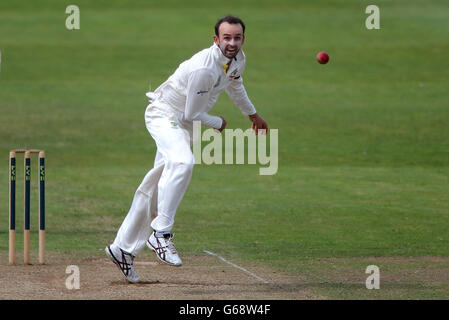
204;250;270;284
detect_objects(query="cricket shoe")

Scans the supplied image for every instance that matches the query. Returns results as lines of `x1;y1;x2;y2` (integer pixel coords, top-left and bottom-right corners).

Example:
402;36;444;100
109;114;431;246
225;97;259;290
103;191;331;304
105;245;140;283
147;231;182;266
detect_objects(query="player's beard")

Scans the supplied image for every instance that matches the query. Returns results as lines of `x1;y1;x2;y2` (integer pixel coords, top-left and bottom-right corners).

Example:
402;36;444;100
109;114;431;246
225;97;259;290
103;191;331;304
217;42;240;59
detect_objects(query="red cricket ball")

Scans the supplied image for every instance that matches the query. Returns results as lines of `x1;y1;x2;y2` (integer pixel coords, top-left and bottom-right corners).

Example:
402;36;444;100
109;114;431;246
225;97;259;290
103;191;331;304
317;52;329;64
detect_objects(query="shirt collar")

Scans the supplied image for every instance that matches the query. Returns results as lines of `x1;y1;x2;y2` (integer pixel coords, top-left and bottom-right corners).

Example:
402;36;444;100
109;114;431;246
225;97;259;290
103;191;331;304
213;43;231;65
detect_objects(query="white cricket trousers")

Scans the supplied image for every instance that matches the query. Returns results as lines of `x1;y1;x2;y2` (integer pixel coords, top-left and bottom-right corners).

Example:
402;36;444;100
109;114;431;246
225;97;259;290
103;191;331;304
113;101;194;256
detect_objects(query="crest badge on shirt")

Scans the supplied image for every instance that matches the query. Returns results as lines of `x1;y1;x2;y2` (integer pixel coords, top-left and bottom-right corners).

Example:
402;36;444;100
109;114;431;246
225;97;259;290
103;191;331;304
229;69;240;79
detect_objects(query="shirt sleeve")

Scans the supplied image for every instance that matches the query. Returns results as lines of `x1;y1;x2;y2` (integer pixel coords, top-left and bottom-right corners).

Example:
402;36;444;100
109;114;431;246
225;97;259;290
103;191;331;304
184;68;223;129
225;76;257;116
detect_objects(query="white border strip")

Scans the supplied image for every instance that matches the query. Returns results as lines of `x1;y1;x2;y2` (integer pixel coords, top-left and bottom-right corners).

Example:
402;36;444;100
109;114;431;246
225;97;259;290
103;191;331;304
204;250;270;284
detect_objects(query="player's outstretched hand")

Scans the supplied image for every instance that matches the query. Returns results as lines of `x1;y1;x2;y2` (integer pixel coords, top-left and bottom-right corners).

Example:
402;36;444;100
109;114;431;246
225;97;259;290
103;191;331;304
249;113;268;135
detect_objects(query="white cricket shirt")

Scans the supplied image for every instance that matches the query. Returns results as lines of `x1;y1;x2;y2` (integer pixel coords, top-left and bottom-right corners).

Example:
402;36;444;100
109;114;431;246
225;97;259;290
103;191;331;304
146;43;256;129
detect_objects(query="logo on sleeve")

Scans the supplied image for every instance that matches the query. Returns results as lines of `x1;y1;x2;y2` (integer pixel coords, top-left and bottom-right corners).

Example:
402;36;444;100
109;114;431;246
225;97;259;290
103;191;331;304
197;90;209;96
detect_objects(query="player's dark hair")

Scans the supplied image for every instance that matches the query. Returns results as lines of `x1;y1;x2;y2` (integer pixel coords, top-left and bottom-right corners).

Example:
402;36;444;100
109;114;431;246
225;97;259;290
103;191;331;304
215;15;245;36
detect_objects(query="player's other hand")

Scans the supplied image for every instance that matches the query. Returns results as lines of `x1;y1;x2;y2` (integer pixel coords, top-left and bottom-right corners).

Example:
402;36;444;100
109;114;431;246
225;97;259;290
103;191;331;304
249;113;268;135
218;116;227;132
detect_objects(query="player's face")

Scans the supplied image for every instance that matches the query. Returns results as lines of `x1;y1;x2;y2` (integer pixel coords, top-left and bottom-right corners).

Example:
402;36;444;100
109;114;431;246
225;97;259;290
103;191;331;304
214;22;245;59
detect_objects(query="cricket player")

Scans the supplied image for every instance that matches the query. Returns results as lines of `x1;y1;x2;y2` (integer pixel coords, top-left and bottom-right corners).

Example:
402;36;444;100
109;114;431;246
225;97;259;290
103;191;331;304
106;15;268;283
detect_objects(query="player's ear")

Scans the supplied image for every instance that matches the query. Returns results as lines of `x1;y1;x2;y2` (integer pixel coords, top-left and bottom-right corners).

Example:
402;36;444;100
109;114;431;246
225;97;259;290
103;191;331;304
213;35;219;45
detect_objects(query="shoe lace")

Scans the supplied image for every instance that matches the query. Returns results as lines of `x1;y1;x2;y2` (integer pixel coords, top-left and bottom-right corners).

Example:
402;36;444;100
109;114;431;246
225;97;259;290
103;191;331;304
164;234;178;255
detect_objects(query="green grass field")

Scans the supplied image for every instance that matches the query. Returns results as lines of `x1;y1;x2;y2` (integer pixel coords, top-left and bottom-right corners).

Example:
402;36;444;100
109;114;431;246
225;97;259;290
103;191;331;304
1;0;448;299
